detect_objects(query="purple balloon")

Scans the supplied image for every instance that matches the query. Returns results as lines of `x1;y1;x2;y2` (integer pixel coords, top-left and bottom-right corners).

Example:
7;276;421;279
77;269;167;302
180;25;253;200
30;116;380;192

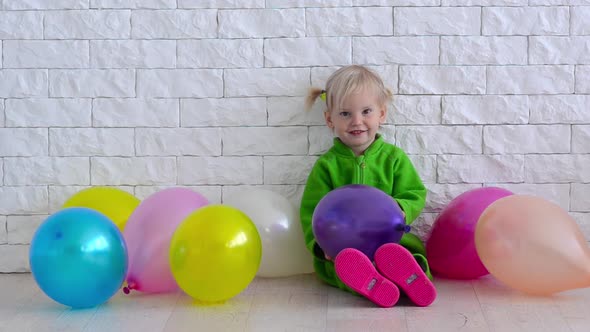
426;187;513;280
312;185;406;260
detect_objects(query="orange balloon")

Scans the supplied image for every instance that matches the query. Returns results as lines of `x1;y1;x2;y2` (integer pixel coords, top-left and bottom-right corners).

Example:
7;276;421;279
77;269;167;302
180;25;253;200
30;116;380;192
475;195;590;295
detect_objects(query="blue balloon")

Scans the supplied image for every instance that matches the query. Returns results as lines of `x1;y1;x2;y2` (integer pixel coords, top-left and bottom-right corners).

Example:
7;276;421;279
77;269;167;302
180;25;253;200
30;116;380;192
29;208;128;308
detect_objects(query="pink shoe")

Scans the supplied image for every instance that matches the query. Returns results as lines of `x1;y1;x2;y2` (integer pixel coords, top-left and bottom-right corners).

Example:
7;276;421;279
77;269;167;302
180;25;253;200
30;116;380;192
374;243;437;307
334;248;400;308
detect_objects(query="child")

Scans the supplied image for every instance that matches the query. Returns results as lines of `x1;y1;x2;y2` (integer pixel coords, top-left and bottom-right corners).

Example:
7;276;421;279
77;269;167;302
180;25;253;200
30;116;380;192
300;65;436;308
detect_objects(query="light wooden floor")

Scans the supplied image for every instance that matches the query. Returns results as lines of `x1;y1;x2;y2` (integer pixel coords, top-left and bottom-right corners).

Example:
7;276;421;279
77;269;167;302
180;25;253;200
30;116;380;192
2;273;590;332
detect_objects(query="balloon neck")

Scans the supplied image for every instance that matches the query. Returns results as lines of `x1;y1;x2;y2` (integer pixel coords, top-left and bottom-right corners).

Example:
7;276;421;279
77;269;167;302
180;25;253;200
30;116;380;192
396;224;411;233
123;281;136;295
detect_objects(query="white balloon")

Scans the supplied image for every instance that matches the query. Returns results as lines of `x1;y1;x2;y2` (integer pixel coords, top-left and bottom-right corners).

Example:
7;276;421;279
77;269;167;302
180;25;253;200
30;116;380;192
224;189;314;278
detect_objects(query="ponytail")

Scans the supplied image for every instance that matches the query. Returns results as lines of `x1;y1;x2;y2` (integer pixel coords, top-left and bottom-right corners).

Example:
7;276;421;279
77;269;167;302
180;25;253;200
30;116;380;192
305;87;325;112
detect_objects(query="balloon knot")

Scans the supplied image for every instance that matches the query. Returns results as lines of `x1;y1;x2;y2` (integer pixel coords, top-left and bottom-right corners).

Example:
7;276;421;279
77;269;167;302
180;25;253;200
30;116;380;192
395;224;411;233
123;281;136;295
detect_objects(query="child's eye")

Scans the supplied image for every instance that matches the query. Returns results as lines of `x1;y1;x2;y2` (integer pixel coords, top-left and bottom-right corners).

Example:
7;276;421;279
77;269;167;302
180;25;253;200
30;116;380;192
339;111;350;117
362;108;372;115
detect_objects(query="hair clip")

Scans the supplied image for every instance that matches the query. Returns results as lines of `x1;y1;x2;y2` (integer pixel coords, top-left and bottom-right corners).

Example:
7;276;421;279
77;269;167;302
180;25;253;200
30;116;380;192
320;90;327;101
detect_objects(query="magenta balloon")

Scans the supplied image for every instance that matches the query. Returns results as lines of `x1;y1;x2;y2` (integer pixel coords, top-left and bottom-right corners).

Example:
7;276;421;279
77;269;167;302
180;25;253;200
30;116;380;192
426;187;513;280
123;188;208;293
312;185;407;260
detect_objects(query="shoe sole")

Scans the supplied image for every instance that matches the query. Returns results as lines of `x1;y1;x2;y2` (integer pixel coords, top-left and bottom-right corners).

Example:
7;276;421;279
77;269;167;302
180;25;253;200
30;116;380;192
335;248;400;308
375;243;437;307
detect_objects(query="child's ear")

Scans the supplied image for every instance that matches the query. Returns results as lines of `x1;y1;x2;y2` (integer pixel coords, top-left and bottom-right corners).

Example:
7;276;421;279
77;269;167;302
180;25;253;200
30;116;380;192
379;105;387;124
324;111;334;129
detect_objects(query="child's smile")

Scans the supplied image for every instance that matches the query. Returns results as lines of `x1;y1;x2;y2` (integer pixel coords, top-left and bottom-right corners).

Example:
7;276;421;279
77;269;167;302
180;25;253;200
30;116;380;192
349;130;367;136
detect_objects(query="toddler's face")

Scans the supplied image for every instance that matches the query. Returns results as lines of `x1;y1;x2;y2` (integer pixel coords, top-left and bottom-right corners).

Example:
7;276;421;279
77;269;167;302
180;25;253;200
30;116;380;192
325;89;386;156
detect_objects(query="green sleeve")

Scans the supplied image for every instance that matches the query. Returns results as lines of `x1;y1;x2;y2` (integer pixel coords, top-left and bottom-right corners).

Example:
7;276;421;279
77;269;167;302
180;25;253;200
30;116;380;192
300;159;333;259
391;150;427;225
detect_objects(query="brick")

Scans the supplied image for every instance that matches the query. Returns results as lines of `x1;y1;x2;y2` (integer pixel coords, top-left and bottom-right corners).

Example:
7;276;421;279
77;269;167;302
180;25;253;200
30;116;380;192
572;125;590;153
222;127;308;156
396;126;482;154
0;11;43;39
93;98;179;127
0;186;49;214
91;40;176;68
91;157;177;185
483;125;570;154
0;70;47;98
49;128;135;156
6;99;91;127
4;0;88;9
529;95;590;124
487;66;574;94
4;40;89;68
482;7;569;35
137;69;223;98
306;7;393;36
438;155;524;183
4;157;90;185
395;7;480;36
400;66;485;94
354;37;439;64
525;155;590;183
219;9;304;38
50;69;135;98
0;128;47;156
441;36;526;65
443;96;528;124
91;0;176;8
225;68;310;97
265;38;351;67
530;37;590;64
131;9;216;38
178;39;263;68
136;128;222;156
181;98;266;127
45;10;131;39
178;156;263;185
263;156;316;184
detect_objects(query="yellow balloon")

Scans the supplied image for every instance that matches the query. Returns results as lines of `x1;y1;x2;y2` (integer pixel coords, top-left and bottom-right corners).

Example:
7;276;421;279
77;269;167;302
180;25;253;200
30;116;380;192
62;187;140;231
169;205;262;303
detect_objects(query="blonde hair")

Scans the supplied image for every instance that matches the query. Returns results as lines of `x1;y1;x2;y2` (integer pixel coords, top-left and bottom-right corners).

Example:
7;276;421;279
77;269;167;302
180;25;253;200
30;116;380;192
305;65;393;112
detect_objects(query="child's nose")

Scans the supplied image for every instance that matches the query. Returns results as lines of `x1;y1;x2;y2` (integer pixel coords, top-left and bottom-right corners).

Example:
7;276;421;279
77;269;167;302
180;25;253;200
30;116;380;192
351;114;363;124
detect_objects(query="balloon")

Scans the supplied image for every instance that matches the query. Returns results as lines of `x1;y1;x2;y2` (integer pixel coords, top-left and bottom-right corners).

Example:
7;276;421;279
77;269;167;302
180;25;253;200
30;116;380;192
475;195;590;295
62;186;140;231
123;188;208;294
224;189;313;277
312;184;407;260
170;205;262;302
29;208;128;308
426;187;512;279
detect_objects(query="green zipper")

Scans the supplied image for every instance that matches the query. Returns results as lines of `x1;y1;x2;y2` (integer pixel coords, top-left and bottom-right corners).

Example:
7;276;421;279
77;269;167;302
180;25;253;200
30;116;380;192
356;156;365;184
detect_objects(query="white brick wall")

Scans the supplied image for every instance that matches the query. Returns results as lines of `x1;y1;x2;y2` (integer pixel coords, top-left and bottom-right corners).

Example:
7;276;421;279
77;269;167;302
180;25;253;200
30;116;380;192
0;1;589;271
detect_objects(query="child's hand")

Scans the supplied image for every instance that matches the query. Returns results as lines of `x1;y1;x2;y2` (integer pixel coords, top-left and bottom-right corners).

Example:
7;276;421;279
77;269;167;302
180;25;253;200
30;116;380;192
324;253;332;261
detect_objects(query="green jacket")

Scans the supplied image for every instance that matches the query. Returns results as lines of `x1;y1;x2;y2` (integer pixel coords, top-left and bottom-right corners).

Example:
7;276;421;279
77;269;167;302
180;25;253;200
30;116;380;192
300;135;428;276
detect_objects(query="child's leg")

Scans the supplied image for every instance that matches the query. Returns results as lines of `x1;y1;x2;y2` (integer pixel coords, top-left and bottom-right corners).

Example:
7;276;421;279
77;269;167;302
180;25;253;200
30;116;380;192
399;233;434;281
334;248;400;308
374;243;437;307
313;258;356;293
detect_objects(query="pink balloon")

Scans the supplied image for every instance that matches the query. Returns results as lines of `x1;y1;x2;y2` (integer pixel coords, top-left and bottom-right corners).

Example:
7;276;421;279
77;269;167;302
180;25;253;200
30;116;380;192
123;188;208;294
426;187;513;280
